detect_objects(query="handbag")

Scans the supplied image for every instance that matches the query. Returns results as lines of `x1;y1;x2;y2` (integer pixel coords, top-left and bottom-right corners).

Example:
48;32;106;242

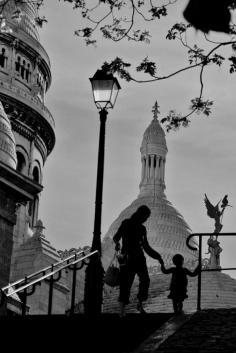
104;251;120;287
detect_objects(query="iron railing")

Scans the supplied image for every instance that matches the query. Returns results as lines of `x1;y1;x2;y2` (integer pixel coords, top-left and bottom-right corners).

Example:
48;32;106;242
186;232;236;311
0;249;98;316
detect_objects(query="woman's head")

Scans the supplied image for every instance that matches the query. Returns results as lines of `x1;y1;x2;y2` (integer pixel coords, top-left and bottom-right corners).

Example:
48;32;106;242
172;254;184;267
132;205;151;223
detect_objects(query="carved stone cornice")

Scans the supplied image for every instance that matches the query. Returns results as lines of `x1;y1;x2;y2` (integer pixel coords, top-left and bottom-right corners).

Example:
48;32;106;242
11;118;32;139
0;93;55;156
0;80;55;129
58;246;91;260
0;160;42;201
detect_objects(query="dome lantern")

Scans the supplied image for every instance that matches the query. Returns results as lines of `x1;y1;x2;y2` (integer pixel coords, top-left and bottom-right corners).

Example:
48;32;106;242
139;102;168;197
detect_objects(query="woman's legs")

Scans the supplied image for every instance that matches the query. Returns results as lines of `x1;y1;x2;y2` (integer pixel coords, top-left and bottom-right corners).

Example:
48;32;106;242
136;257;150;313
118;263;136;316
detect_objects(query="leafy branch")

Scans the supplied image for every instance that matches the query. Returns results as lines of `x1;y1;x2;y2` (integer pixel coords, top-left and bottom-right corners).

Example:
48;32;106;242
100;22;236;131
71;0;177;45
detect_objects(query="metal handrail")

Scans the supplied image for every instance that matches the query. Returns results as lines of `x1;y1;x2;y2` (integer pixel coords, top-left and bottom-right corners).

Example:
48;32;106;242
4;250;98;297
1;249;86;293
186;232;236;311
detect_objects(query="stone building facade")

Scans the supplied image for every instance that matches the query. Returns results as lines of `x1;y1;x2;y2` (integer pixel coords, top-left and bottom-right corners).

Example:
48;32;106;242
0;1;69;315
0;1;54;249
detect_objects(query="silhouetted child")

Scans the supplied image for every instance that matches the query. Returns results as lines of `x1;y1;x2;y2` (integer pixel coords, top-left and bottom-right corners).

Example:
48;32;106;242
161;254;200;314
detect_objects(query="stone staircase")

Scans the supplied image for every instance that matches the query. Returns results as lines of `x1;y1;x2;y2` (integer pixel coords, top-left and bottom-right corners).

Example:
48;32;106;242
103;271;236;314
134;308;236;353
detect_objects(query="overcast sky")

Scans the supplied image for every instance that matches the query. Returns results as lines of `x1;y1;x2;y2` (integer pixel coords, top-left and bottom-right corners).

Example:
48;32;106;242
38;1;236;276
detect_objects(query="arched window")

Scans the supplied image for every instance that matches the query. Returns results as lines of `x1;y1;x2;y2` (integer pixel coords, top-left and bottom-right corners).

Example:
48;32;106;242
21;59;26;79
15;55;21;72
32;166;40;183
25;63;31;82
0;47;7;68
16;151;26;173
29;166;41;227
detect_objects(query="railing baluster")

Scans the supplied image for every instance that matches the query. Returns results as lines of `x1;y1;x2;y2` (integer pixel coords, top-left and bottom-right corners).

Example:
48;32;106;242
21;277;28;316
197;235;202;311
48;265;54;315
70;262;77;315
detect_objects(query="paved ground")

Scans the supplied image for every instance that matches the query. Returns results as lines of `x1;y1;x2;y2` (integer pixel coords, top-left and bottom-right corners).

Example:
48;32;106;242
133;308;236;353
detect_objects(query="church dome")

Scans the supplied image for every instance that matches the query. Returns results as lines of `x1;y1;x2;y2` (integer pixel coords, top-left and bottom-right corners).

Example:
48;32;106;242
102;195;197;269
0;101;17;169
102;102;198;270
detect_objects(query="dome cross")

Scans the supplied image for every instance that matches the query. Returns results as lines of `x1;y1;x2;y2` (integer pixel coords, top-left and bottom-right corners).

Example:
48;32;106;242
152;101;160;120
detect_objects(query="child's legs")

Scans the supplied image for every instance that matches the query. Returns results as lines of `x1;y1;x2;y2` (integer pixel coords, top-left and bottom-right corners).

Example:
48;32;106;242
172;299;183;313
178;301;183;312
172;299;179;313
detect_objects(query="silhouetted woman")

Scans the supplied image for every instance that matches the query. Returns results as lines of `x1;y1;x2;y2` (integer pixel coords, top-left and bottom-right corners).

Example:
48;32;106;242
113;205;163;317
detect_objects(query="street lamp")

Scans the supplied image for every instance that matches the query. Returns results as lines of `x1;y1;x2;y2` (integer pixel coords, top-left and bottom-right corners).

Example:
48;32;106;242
84;69;121;315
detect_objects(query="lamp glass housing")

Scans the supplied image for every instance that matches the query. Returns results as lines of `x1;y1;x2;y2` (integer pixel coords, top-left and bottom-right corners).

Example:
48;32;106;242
90;70;121;110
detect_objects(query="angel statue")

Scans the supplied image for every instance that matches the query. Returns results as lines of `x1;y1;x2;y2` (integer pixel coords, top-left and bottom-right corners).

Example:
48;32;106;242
204;194;230;238
204;194;232;269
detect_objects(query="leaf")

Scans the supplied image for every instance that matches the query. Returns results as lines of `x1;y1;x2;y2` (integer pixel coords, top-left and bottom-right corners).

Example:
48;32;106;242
101;57;131;81
166;23;191;40
149;6;167;19
188;45;206;64
136;57;156;76
228;55;236;73
190;98;213;115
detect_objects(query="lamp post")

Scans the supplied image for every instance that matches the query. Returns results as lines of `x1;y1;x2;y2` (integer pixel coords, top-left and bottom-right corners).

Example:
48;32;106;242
84;69;121;315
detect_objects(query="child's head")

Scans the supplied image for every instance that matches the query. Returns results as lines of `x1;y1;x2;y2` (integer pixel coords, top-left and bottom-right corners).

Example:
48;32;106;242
172;254;184;267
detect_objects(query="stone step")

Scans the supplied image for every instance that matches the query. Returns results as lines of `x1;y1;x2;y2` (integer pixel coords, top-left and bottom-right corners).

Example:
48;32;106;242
135;308;236;353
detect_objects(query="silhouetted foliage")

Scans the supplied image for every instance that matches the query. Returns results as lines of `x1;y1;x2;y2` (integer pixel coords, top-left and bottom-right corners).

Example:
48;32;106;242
58;0;236;131
2;0;236;131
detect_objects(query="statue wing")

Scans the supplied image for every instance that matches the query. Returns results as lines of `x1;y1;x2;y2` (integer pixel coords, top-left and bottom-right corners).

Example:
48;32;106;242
221;194;228;208
204;194;219;219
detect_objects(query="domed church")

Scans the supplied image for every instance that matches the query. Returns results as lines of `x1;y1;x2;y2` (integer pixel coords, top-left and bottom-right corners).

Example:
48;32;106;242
102;102;198;270
102;102;236;314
